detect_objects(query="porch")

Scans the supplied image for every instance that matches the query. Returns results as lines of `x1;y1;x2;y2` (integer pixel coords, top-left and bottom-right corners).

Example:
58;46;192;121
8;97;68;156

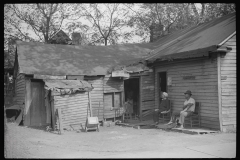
116;119;219;135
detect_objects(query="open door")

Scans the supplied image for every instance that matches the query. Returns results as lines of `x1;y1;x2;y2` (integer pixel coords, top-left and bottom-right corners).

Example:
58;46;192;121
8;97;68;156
30;80;46;126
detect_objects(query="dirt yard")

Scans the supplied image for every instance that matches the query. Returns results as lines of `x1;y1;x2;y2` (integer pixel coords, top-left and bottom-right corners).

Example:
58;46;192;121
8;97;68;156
5;122;236;158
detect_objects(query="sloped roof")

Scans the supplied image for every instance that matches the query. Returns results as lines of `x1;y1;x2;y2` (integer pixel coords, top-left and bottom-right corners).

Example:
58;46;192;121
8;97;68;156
146;12;236;62
16;41;156;76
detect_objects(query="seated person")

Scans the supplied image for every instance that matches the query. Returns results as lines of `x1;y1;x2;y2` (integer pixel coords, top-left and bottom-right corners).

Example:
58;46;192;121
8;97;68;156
125;96;133;119
166;90;195;129
153;92;169;125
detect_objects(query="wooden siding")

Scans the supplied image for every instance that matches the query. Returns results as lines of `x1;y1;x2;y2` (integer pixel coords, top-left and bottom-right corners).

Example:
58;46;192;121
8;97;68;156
104;75;124;93
154;57;220;130
84;75;124;120
15;73;26;105
103;75;124;119
220;35;236;132
141;72;155;112
84;76;104;121
24;78;31;126
54;92;89;130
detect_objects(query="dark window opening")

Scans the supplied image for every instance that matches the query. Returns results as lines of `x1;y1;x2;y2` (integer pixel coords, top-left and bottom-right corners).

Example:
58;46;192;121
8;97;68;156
158;72;167;105
104;92;122;110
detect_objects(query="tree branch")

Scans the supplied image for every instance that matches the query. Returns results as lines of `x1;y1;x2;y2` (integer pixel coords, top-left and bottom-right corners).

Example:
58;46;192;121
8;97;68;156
37;4;48;18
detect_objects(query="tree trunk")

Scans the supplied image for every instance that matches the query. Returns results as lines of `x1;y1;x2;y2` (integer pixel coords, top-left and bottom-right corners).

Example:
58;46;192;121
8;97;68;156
104;38;107;46
45;17;51;43
191;3;200;24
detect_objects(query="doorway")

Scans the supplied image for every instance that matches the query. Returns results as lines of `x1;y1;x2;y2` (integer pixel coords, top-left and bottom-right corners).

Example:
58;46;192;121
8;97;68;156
158;72;167;106
30;80;46;126
124;78;140;116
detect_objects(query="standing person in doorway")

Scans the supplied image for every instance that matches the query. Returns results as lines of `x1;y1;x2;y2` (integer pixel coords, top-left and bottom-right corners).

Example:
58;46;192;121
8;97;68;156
153;92;169;125
125;92;133;119
166;90;195;128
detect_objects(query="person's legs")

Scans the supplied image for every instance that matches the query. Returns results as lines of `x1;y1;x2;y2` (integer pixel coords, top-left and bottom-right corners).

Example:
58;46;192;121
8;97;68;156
179;111;192;128
153;110;160;123
167;111;180;124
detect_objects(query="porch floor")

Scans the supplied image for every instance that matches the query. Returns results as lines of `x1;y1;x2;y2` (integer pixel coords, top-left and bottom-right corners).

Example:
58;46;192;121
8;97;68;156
171;127;219;135
116;119;219;135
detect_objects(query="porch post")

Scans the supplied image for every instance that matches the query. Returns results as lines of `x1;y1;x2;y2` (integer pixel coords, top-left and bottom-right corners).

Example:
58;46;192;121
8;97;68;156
217;53;223;132
139;76;142;121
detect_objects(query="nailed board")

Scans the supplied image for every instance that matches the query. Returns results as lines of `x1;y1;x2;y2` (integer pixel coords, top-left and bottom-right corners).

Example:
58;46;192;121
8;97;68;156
84;76;104;121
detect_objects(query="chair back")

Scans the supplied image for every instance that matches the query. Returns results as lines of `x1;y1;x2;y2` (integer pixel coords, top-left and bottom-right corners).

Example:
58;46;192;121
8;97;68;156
194;102;200;115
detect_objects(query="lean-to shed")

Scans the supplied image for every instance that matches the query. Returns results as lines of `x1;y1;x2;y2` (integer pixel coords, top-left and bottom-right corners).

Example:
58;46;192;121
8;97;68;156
143;13;236;132
13;65;92;129
14;40;158;126
43;79;92;130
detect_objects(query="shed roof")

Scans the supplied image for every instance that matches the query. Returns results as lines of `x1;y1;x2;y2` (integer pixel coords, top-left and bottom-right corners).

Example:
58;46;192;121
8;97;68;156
16;41;156;76
44;79;93;93
146;12;236;62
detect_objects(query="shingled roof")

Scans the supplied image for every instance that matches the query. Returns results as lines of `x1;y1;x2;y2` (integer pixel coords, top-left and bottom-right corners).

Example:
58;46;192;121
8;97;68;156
145;12;236;62
16;41;156;76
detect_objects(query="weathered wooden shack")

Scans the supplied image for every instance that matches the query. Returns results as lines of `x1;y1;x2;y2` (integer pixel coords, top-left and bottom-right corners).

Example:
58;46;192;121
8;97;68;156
143;13;236;132
43;79;92;130
13;58;93;129
14;41;157;127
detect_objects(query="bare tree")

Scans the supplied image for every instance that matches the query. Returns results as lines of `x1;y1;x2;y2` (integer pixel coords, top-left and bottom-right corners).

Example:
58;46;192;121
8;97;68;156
127;3;235;42
70;3;133;46
4;4;72;43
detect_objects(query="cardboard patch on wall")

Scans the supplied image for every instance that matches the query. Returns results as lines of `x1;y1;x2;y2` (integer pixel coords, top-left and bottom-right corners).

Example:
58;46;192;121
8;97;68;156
167;77;172;86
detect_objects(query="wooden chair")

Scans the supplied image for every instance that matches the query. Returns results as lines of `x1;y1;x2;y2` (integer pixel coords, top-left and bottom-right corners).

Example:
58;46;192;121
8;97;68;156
184;102;201;128
159;100;171;122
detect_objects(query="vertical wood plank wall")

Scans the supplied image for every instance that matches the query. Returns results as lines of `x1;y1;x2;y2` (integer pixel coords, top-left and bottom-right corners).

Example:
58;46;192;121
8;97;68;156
84;76;104;121
24;78;31;126
141;72;155;112
154;57;220;130
54;92;89;130
15;73;26;105
220;35;236;132
103;75;124;118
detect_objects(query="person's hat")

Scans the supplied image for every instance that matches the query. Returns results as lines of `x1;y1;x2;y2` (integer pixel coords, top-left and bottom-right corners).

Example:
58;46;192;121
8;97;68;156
162;92;168;98
184;90;192;95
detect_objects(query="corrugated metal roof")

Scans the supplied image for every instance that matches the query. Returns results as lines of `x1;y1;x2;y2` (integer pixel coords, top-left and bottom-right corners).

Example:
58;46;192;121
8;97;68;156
16;41;156;76
146;12;236;62
44;79;93;92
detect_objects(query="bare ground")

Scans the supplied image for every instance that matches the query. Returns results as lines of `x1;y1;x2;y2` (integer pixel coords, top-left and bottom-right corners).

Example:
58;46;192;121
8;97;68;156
4;122;236;158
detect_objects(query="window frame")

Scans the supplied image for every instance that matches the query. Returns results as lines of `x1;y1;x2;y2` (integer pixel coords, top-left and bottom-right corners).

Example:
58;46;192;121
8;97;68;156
104;91;123;109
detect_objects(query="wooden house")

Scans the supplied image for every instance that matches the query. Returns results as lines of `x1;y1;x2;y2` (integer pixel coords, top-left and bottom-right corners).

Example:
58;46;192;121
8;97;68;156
13;41;157;128
142;13;236;132
48;30;72;45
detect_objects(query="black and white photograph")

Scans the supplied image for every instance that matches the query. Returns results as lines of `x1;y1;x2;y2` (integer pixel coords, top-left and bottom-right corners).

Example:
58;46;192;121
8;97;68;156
4;3;236;158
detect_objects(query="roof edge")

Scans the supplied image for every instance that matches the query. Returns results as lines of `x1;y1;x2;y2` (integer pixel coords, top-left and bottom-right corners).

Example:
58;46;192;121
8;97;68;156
218;31;236;46
146;45;217;63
